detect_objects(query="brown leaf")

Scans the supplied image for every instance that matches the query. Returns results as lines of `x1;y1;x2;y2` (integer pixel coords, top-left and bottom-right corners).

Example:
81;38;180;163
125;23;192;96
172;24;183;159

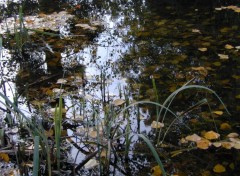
0;153;10;162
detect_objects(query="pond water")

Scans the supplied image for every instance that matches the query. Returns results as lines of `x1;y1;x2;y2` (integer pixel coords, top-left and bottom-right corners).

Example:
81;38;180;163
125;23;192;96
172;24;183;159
0;0;240;175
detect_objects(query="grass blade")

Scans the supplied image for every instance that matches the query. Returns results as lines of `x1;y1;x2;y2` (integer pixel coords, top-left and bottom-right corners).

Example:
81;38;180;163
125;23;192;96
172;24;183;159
33;136;40;176
137;134;166;176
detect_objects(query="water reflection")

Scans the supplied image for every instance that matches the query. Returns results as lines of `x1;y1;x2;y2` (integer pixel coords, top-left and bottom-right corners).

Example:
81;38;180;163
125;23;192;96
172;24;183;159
0;0;240;175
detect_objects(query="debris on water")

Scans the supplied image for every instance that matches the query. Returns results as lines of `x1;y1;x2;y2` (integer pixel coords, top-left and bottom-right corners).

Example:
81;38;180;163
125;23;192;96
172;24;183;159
0;11;74;34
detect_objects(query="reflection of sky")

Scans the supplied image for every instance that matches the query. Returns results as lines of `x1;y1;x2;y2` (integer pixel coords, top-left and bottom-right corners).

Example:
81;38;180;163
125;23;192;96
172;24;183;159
0;48;17;101
79;14;129;99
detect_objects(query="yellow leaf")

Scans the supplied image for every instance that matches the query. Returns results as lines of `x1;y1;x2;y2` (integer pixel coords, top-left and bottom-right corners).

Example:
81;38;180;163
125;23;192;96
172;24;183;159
185;134;201;142
221;142;234;149
229;163;235;170
151;121;164;129
192;29;201;34
45;129;54;137
225;44;234;49
213;111;223;115
218;54;229;60
227;132;239;138
212;142;222;148
235;95;240;99
220;123;231;130
235;46;240;50
215;7;223;11
191;67;208;77
198;48;207;52
213;62;221;66
151;165;162;176
234;8;240;13
233;143;240;149
213;164;226;173
204;131;220;140
0;153;10;162
196;139;211;149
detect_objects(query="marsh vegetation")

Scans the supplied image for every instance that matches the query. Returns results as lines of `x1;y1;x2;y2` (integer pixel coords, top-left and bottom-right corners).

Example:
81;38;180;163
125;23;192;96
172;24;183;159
0;0;240;175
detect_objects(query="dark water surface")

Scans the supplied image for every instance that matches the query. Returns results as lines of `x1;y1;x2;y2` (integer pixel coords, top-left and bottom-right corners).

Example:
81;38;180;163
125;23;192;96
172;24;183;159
0;0;240;175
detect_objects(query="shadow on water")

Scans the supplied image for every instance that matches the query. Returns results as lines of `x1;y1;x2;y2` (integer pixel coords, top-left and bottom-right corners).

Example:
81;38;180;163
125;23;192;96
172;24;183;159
0;0;240;175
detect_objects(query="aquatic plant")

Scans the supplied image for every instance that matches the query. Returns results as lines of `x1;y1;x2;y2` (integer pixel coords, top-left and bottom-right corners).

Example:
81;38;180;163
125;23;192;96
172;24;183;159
0;92;52;176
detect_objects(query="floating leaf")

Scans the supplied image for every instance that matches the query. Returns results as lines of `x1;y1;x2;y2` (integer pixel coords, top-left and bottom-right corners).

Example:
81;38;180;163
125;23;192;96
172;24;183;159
179;138;188;144
225;44;234;49
112;99;125;106
233;143;240;149
89;131;97;138
84;159;99;169
229;137;240;143
235;46;240;50
191;67;208;77
212;111;223;116
235;95;240;99
213;164;226;173
100;149;107;158
151;121;164;129
218;54;229;60
213;62;221;66
229;163;235;170
198;48;207;52
45;129;54;137
215;7;223;11
227;133;239;138
221;142;234;149
0;153;10;162
196;138;211;149
151;165;162;176
185;134;201;142
204;131;220;140
220;123;231;130
52;88;64;94
212;142;222;148
75;23;97;31
56;78;67;84
192;29;201;34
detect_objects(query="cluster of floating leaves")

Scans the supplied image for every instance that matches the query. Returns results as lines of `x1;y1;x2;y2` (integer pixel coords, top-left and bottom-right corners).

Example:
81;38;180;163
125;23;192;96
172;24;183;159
215;5;240;13
0;0;35;7
181;131;240;150
0;11;74;34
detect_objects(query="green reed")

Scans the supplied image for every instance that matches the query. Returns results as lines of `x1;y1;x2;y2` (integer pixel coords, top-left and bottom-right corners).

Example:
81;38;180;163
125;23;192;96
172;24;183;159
33;136;40;176
0;92;52;176
54;96;63;171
